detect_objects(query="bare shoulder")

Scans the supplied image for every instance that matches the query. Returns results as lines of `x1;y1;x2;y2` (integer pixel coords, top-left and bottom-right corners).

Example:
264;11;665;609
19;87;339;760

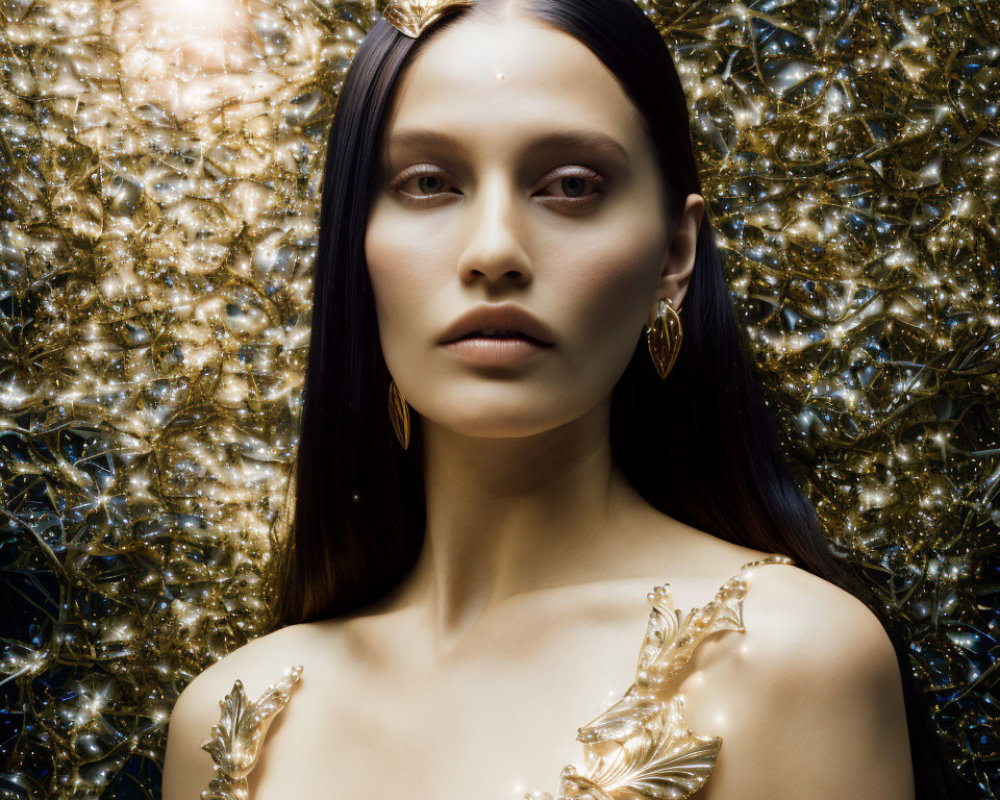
161;621;343;800
707;560;915;800
740;560;899;667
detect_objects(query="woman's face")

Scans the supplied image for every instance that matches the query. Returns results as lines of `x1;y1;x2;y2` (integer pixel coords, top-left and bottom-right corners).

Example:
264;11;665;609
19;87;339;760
365;15;702;439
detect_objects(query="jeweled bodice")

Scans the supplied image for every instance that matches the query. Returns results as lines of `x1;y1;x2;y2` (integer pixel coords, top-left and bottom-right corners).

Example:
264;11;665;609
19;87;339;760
199;553;795;800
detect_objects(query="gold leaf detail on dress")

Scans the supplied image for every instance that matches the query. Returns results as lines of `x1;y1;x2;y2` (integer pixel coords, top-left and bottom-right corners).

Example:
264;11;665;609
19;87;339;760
383;0;475;38
561;695;720;800
201;664;303;800
527;554;795;800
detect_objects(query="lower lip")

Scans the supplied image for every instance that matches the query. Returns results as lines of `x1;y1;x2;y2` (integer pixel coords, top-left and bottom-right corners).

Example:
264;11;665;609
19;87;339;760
441;336;553;365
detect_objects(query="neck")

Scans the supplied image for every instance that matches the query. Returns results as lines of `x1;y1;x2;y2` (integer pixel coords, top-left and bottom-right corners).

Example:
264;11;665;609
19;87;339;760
380;396;669;660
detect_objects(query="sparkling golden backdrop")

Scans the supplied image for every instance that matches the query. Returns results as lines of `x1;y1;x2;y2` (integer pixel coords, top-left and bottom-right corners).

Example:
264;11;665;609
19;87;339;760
0;0;996;797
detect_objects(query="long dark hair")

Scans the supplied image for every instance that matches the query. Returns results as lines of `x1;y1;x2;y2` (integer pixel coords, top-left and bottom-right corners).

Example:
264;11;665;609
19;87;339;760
276;0;972;795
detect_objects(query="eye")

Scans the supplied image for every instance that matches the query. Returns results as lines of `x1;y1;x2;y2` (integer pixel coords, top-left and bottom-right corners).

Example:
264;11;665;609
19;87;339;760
389;166;606;206
537;169;605;204
389;167;459;205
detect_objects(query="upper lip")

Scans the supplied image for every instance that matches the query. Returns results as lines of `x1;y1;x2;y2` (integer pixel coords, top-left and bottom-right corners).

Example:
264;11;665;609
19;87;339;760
438;304;555;346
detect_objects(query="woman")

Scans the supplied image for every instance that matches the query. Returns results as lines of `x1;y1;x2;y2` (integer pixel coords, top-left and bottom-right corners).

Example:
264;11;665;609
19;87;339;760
162;0;968;798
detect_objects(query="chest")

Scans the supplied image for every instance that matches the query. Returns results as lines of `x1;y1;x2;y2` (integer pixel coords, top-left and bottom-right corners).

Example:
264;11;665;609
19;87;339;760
246;577;755;800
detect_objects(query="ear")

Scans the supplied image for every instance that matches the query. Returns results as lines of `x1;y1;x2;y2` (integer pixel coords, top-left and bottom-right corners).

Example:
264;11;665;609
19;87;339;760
652;193;704;315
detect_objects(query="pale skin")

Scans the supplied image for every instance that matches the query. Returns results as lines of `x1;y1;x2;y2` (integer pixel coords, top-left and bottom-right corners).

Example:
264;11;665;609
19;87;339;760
162;8;915;800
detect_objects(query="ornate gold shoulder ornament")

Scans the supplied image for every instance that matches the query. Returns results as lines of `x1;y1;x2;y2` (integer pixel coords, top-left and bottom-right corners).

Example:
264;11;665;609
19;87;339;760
198;555;794;800
200;665;304;800
383;0;476;38
525;554;795;800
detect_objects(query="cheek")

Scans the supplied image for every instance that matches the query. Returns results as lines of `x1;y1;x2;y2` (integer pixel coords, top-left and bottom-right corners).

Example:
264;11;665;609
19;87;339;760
365;209;435;338
564;224;664;339
365;205;404;305
365;196;454;302
364;212;424;370
548;218;665;387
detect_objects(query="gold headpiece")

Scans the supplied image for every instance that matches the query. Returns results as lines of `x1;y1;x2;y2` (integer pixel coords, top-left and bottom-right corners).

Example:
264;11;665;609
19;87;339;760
383;0;475;38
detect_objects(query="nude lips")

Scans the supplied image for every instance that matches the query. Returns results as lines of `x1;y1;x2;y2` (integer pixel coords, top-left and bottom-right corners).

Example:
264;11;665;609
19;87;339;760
441;335;552;365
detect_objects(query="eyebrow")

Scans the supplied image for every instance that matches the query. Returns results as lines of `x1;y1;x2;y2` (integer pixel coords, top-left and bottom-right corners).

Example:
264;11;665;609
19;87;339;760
386;128;631;164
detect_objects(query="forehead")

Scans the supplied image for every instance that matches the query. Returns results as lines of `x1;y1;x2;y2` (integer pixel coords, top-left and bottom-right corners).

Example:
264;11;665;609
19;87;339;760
383;17;646;154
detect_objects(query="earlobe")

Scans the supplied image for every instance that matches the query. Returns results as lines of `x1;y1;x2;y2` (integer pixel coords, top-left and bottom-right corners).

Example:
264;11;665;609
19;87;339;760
656;193;705;309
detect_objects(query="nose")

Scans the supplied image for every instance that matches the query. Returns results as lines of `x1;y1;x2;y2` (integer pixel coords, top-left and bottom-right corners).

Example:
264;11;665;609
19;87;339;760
456;173;532;288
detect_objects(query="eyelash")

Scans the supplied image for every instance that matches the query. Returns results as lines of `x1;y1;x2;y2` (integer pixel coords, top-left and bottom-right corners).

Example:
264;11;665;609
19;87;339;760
388;166;606;206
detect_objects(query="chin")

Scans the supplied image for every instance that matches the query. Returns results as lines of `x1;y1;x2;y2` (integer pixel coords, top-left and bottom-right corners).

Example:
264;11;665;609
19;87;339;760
419;402;587;441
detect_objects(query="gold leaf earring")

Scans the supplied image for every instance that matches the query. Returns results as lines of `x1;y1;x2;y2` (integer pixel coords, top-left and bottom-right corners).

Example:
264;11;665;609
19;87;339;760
387;378;411;450
645;296;683;380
